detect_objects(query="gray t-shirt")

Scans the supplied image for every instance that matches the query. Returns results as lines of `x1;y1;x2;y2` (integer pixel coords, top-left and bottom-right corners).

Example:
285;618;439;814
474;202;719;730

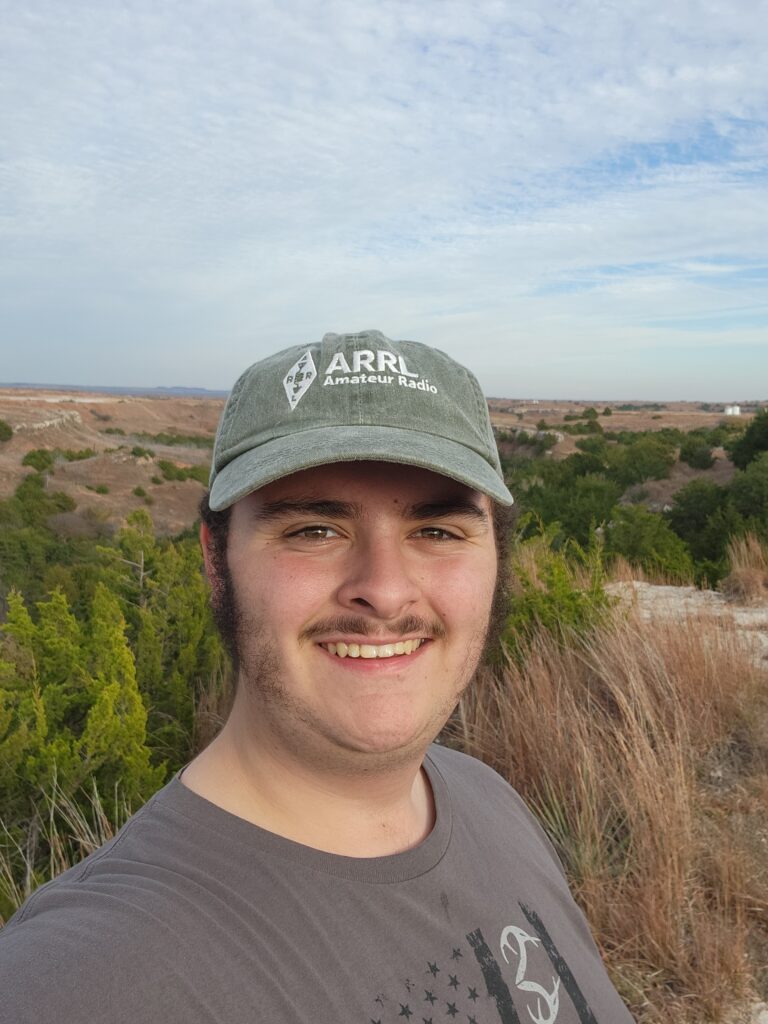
0;745;633;1023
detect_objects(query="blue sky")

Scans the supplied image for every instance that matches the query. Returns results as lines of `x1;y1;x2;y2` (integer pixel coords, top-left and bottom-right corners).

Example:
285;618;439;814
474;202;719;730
1;0;767;399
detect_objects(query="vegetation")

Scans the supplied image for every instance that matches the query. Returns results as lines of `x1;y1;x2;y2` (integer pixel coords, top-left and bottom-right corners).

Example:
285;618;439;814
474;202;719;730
448;577;768;1023
61;447;98;462
727;408;768;470
679;436;714;470
502;413;767;586
0;491;228;919
157;459;209;485
134;431;214;448
22;449;55;473
0;420;12;443
2;413;767;1020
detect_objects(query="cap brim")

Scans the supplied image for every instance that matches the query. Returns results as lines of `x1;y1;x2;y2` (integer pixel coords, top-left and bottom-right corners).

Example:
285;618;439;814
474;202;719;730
208;425;513;510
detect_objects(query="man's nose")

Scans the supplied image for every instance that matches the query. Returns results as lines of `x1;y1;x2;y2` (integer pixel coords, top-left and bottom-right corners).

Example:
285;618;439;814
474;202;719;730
335;534;422;621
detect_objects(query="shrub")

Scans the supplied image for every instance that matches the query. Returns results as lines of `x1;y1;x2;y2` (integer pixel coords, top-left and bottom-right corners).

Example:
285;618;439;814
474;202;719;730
728;451;768;527
133;487;147;498
157;460;209;486
22;449;55;473
607;435;675;487
104;427;125;436
134;432;214;449
503;520;610;658
679;437;715;470
150;476;163;486
86;484;109;495
0;419;12;442
131;446;155;459
602;407;612;416
726;408;768;469
605;506;694;582
62;448;97;462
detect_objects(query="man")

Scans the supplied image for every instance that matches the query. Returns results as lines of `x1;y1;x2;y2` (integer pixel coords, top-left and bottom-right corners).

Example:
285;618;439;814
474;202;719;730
1;330;633;1023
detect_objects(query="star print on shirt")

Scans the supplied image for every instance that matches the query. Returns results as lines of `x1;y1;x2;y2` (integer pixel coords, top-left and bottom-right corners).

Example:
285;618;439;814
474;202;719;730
450;948;463;960
427;962;440;977
424;991;437;1005
448;975;459;990
446;1003;458;1018
398;1006;412;1019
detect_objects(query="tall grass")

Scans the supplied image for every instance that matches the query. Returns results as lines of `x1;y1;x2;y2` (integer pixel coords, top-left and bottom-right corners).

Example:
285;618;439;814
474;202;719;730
720;533;768;605
448;606;768;1022
0;777;131;923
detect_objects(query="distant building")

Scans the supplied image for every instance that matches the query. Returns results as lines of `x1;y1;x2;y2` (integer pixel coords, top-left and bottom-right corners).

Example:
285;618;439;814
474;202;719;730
724;405;741;416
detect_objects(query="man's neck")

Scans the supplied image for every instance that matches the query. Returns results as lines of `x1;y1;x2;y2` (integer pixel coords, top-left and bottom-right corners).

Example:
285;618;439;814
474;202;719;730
180;714;436;858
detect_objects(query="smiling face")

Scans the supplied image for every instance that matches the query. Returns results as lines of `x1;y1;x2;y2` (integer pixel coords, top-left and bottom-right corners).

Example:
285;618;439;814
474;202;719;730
201;461;498;773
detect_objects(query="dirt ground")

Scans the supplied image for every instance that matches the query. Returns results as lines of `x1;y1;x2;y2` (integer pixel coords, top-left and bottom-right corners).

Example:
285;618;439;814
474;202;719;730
0;389;223;535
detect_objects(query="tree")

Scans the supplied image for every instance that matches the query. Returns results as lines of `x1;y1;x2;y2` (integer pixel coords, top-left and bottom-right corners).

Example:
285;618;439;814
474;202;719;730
607;435;676;487
665;480;740;565
727;409;768;470
79;584;165;804
729;452;768;533
679;437;715;470
605;506;693;580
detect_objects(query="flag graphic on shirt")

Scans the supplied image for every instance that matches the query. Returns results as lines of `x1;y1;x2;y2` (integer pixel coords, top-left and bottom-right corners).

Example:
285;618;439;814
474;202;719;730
365;903;597;1024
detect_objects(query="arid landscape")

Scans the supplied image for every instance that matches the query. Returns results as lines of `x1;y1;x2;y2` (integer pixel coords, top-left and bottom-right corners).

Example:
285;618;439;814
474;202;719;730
0;388;223;535
0;386;757;536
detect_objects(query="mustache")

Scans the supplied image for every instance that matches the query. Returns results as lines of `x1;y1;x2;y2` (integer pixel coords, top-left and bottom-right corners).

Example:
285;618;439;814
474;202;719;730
300;614;446;643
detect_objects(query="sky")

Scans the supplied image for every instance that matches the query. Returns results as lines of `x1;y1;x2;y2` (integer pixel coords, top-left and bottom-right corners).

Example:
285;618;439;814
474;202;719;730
2;0;767;400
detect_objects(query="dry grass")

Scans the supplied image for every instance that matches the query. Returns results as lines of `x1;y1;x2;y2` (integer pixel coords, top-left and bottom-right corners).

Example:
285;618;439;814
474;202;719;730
0;777;131;923
720;534;768;605
448;606;768;1022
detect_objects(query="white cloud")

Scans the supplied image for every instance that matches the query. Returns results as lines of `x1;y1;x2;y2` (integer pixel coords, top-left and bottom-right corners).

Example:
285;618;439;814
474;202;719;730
1;0;767;397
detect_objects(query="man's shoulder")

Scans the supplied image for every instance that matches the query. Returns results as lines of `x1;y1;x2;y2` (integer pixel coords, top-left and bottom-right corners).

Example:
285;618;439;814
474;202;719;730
3;778;187;930
427;742;567;878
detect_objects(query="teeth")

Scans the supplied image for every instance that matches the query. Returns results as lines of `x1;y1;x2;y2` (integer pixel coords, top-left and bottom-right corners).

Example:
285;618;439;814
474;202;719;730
322;639;424;659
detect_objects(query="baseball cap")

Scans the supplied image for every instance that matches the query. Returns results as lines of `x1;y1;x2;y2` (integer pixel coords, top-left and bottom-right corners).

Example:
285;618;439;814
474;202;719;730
208;329;513;511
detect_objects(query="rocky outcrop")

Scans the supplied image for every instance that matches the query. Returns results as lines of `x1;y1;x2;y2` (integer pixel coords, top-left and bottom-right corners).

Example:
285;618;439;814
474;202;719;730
605;580;768;666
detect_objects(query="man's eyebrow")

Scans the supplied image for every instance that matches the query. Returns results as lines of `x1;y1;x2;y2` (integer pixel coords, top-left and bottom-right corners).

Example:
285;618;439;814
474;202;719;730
252;499;362;522
251;497;489;524
404;499;489;523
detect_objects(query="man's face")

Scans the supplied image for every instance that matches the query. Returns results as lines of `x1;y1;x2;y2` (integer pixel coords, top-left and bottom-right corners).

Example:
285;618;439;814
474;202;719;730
201;461;498;771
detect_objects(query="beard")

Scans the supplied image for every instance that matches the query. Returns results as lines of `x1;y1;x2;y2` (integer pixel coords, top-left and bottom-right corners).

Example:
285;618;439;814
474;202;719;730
206;549;499;770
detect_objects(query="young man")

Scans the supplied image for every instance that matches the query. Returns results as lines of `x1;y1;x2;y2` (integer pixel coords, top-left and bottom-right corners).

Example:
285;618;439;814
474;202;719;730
1;331;634;1023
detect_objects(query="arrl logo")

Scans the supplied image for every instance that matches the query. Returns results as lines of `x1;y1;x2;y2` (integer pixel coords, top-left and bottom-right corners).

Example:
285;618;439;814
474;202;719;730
283;347;438;410
282;350;317;410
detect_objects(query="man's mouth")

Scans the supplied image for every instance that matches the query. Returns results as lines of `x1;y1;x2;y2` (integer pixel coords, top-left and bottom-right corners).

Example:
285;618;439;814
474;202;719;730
320;639;427;660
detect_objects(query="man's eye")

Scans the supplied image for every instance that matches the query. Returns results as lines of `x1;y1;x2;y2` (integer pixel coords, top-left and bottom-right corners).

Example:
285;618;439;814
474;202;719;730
286;525;340;540
414;526;460;541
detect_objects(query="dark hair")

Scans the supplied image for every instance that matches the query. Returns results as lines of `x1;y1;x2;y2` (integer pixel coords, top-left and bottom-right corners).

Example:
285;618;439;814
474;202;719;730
199;491;231;560
199;493;238;670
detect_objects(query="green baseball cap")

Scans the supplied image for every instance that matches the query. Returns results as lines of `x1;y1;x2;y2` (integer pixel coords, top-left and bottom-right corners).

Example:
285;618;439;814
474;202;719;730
208;329;513;510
